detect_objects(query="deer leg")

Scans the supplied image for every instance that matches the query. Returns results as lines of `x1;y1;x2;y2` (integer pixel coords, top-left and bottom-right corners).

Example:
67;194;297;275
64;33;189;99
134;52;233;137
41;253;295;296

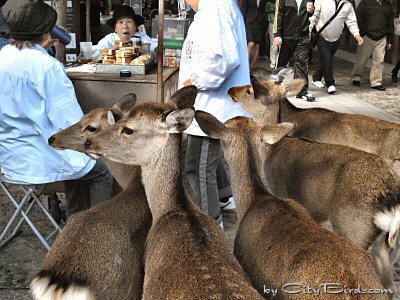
369;233;395;291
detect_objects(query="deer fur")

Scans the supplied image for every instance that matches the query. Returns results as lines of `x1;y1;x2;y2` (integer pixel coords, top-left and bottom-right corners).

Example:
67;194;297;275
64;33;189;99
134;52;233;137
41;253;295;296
195;110;391;299
30;94;152;300
83;86;264;299
48;93;138;189
232;85;400;291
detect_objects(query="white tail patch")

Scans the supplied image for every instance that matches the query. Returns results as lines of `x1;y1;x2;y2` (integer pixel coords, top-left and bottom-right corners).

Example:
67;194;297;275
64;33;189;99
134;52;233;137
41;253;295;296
30;276;95;300
374;206;400;248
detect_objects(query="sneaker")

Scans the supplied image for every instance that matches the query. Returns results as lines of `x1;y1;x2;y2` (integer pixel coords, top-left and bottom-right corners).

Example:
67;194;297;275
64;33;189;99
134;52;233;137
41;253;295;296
219;196;236;211
296;93;315;102
352;80;360;86
312;80;325;88
327;85;336;94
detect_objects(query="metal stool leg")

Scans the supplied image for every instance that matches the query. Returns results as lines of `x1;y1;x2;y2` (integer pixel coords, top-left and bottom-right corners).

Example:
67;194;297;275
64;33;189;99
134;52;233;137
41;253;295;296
0;180;62;250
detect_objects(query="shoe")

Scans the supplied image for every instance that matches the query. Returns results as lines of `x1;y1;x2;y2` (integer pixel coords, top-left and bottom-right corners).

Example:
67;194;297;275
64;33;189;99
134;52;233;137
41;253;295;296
296;93;315;102
392;69;398;83
219;196;236;211
327;85;336;94
371;85;386;91
352;80;360;86
312;80;325;88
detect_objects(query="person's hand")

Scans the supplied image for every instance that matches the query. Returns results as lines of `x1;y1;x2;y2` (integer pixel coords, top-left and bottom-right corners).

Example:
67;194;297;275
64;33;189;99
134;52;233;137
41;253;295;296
355;35;363;45
387;43;392;50
274;37;282;47
41;34;59;50
183;78;192;86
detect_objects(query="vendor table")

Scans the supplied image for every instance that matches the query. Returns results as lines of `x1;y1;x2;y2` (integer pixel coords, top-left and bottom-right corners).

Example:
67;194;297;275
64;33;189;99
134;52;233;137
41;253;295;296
67;67;179;113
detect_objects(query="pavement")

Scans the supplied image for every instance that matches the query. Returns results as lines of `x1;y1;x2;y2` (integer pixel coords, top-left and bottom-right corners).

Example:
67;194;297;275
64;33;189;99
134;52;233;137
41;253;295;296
0;49;399;299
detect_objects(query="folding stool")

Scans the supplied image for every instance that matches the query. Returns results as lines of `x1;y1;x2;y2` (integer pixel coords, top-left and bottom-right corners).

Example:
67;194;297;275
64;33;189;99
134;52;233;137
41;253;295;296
0;175;62;251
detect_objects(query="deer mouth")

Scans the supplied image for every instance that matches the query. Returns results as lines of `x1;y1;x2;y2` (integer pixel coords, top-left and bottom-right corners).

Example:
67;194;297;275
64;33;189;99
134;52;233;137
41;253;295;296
85;151;103;160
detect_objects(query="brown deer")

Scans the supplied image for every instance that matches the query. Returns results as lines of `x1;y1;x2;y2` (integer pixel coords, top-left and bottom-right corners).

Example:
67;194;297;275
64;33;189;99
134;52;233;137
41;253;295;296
233;79;400;264
195;110;391;299
83;86;264;299
246;77;400;178
30;94;152;300
229;85;400;291
48;93;138;190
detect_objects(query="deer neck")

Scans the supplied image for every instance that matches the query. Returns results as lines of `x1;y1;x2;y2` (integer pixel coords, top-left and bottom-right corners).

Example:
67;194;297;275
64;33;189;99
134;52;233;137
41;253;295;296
141;134;186;223
280;98;297;122
226;142;270;221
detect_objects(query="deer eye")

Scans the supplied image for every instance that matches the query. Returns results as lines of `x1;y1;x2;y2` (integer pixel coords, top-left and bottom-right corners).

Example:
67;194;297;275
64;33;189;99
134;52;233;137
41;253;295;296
246;89;252;95
86;125;97;132
121;127;134;135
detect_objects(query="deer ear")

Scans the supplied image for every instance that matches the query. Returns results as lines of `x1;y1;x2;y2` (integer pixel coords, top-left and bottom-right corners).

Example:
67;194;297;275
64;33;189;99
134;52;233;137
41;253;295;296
107;110;117;125
261;122;295;144
195;111;227;139
274;67;293;82
164;107;195;133
169;85;198;108
112;93;137;115
283;79;306;97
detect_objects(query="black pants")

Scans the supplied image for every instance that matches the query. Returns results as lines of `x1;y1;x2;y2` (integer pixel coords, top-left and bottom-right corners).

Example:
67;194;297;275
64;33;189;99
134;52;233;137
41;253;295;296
313;37;340;87
65;159;114;216
277;36;310;95
393;60;400;74
184;135;232;222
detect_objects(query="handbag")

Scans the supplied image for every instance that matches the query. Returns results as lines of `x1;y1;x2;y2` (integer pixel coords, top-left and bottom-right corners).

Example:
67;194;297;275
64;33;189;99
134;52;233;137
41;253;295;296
309;2;345;49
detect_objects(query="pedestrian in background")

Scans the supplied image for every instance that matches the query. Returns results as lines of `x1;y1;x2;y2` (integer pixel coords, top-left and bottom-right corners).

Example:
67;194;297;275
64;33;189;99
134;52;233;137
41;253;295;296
310;0;363;94
274;0;315;101
265;0;278;68
180;0;251;228
241;0;267;70
351;0;394;91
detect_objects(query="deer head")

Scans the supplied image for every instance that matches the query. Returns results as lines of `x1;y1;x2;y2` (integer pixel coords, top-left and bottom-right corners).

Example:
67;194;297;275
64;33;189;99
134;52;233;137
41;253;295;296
83;86;197;165
194;110;294;177
228;79;305;124
48;93;137;152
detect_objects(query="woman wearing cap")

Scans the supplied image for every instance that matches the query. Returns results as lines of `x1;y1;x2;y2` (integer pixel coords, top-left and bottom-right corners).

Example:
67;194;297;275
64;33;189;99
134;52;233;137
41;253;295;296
0;0;114;216
92;5;152;61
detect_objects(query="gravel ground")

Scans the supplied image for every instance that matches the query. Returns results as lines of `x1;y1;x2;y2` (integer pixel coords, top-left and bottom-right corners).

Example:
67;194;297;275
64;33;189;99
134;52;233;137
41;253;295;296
0;54;399;299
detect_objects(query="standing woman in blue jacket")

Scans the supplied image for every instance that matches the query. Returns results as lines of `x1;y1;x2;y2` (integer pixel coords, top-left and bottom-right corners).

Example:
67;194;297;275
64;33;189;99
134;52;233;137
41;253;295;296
241;0;267;70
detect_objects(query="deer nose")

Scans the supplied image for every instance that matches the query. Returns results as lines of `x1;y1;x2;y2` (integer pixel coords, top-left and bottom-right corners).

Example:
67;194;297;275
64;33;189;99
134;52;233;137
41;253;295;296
84;139;92;149
48;135;56;145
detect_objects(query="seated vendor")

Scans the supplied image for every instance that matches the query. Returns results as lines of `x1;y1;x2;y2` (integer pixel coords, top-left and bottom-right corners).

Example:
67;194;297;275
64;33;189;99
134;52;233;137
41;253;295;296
92;5;154;61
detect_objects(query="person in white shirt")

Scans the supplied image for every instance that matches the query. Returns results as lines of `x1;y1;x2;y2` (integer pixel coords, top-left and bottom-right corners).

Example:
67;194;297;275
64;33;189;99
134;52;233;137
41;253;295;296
180;0;251;226
309;0;363;94
92;5;153;61
0;0;113;217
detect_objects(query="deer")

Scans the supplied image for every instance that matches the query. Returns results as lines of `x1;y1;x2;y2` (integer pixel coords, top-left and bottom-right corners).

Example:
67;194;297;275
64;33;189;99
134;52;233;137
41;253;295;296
30;94;152;300
228;84;400;291
82;86;264;299
234;78;400;264
248;77;400;178
48;93;138;190
195;110;391;299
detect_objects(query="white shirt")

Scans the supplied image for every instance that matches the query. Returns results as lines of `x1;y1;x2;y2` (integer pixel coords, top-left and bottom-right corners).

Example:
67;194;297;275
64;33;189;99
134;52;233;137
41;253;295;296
179;0;251;136
309;0;360;42
0;44;95;184
92;32;155;61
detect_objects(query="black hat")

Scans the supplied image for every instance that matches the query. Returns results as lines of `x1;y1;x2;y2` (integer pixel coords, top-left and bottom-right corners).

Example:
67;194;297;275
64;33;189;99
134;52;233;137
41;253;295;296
111;5;144;28
2;0;57;40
